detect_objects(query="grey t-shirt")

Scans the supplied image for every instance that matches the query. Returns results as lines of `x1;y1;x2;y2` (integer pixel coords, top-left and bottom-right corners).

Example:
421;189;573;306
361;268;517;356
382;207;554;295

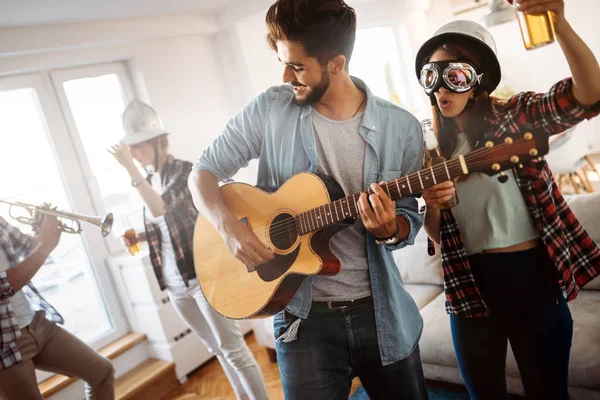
310;109;372;301
451;133;540;255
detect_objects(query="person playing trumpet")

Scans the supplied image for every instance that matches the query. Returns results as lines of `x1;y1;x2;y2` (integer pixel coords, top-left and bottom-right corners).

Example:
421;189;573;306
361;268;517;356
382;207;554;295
0;210;115;399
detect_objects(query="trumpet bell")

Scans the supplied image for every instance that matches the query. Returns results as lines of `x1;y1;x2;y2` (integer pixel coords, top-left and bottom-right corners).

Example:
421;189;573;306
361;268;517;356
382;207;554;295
101;213;114;237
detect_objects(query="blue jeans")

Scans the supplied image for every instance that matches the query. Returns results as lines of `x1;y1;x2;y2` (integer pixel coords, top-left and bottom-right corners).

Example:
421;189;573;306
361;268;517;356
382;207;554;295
274;298;428;400
450;247;573;400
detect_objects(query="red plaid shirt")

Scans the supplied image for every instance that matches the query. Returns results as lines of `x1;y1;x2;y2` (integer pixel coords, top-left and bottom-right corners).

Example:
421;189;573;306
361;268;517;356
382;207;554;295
144;155;198;290
0;217;63;370
431;78;600;318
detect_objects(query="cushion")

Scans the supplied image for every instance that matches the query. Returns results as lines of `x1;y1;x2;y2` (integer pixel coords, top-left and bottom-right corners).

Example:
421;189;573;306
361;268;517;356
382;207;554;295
565;193;600;243
394;228;443;286
405;283;444;309
418;293;458;368
566;290;600;389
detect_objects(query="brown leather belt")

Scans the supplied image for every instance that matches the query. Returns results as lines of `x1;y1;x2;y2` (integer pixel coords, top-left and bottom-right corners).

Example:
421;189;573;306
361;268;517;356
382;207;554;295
312;296;373;310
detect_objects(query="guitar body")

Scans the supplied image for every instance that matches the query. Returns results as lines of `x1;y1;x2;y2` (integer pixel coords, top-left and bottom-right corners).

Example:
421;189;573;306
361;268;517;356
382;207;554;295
193;172;352;319
194;129;549;319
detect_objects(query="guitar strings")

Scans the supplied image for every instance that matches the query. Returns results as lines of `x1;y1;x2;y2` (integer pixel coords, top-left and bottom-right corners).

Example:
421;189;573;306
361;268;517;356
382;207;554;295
255;142;537;240
262;156;499;240
263;164;469;241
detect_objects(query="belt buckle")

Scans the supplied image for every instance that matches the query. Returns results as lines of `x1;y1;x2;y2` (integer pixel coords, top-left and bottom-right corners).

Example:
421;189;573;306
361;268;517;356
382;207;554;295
327;300;351;310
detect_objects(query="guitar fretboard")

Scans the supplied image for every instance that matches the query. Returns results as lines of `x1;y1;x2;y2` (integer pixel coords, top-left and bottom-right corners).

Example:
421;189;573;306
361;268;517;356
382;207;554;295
295;156;467;235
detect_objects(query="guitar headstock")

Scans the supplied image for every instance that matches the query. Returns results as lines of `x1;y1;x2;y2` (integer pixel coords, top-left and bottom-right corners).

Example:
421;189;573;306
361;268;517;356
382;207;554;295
465;130;549;177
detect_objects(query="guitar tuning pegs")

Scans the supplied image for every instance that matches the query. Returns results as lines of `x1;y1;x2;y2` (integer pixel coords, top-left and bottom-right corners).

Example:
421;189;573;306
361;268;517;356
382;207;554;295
498;172;509;183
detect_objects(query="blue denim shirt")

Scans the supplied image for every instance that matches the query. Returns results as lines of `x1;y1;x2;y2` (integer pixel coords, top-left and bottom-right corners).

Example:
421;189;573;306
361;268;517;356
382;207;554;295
193;78;424;365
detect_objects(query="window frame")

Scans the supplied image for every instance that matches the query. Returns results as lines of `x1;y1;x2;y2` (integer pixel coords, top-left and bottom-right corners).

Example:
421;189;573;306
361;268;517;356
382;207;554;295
0;67;131;354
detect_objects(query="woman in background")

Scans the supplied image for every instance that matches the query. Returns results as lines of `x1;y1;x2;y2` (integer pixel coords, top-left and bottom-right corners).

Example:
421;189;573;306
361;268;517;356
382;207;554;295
109;100;268;400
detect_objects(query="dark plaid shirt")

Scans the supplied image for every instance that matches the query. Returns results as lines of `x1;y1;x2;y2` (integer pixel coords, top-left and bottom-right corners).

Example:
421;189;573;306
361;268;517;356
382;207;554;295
0;217;64;370
144;155;198;290
430;78;600;318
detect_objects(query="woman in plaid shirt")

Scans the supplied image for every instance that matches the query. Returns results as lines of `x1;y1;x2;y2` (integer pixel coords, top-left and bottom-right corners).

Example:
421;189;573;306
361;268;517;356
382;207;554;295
416;1;600;399
109;100;268;400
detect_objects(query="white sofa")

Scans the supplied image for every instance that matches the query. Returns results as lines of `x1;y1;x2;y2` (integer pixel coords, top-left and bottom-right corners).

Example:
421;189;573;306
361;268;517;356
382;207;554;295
251;193;600;399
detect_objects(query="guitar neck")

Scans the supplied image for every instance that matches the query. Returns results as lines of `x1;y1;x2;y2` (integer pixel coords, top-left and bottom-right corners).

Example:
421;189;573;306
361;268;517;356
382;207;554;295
296;156;468;235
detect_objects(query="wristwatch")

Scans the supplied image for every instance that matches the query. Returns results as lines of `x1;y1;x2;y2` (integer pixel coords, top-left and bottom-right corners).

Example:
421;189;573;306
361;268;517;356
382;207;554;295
131;178;144;188
375;221;400;245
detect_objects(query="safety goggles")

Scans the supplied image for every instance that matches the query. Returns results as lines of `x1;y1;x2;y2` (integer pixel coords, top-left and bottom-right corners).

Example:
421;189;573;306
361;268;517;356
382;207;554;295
419;61;483;95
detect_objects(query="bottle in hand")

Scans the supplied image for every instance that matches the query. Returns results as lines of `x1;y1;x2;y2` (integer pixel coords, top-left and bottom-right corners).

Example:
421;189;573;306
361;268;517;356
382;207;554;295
422;119;459;209
508;0;556;50
123;228;141;255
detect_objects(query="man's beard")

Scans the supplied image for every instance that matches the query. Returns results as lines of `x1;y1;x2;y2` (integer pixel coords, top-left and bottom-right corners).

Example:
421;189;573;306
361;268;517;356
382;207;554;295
293;69;331;106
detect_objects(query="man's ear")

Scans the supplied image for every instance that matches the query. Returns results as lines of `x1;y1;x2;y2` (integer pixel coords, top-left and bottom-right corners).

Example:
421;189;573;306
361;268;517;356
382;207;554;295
330;54;347;75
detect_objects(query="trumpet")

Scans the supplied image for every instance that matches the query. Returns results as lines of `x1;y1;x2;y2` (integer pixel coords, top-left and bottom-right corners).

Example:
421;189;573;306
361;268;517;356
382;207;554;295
0;200;113;237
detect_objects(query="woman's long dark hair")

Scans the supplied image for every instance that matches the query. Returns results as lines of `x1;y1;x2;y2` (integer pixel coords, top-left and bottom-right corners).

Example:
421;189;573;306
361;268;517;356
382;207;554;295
427;43;503;158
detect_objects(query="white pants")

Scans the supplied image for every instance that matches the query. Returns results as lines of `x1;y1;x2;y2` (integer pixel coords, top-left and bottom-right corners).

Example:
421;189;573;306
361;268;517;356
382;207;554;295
167;281;268;400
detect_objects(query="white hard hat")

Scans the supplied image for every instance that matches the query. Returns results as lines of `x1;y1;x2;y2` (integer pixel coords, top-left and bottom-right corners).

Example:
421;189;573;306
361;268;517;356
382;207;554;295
121;100;167;145
415;20;502;93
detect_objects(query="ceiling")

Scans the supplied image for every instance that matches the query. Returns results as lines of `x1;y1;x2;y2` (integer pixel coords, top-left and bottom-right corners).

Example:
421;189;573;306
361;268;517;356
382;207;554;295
0;0;398;29
0;0;237;27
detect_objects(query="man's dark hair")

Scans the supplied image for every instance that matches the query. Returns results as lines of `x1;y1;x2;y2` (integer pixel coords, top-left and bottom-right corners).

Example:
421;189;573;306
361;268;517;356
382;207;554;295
266;0;357;67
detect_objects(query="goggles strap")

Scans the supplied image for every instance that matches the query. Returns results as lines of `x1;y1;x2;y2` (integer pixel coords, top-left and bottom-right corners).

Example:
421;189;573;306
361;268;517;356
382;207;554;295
457;92;478;117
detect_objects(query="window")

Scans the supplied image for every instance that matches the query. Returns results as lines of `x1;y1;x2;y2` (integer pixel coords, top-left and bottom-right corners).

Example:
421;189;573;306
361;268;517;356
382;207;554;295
52;64;145;240
0;86;112;342
351;26;426;119
0;69;130;351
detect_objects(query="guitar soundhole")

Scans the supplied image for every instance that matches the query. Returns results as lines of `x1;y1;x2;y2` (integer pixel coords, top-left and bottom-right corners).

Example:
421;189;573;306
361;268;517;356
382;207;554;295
269;213;298;252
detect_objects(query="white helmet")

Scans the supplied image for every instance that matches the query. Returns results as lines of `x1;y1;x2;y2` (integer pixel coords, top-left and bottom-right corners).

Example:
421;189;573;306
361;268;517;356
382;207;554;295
415;20;502;93
121;100;167;145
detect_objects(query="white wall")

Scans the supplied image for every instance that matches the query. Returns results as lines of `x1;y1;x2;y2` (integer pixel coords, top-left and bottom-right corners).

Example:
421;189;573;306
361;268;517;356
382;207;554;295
126;36;231;163
0;17;232;165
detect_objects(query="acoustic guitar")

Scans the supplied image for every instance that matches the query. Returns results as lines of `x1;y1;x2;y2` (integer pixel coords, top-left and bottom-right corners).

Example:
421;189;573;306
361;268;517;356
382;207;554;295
193;131;549;319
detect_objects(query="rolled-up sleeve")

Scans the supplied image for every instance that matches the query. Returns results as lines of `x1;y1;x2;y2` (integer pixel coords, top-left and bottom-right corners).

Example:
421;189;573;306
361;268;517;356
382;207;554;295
193;89;273;181
507;78;600;137
386;118;424;251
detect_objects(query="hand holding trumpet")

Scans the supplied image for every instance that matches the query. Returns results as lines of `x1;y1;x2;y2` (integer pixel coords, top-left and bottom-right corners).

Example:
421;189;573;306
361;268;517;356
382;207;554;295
37;213;64;254
28;204;64;253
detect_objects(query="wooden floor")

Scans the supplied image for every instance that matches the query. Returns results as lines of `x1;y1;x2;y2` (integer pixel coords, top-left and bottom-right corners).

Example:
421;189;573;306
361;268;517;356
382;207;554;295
163;333;361;400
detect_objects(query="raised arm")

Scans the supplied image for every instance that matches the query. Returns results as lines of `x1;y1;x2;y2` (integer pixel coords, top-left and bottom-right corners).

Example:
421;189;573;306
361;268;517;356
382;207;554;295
4;215;62;293
519;0;600;105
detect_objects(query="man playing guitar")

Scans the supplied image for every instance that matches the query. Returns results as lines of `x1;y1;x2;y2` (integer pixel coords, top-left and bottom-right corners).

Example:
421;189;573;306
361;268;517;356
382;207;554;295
188;1;428;399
